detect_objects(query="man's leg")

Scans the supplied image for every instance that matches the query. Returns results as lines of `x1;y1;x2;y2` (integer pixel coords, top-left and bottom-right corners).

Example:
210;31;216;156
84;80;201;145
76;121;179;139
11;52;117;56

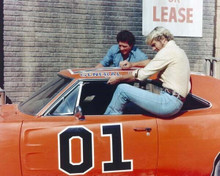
104;83;183;117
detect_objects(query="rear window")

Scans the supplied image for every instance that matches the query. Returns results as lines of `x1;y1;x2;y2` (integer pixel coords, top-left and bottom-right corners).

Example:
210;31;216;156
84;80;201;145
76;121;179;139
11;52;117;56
181;93;211;111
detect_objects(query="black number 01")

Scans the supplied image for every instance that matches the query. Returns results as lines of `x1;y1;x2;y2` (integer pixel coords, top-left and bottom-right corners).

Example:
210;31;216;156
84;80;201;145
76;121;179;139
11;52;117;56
58;123;133;175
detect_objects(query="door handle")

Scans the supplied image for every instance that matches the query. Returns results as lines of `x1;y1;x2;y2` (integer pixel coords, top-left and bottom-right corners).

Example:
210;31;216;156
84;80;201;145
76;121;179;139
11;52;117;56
134;127;152;136
134;127;152;132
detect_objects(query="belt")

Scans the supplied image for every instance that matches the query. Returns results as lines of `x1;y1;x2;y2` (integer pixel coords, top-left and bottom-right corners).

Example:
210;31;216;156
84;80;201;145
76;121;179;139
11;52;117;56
162;88;185;102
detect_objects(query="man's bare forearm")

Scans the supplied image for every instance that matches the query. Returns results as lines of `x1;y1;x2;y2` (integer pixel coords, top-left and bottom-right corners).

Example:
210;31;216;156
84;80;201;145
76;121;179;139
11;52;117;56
120;59;151;69
107;73;135;85
120;73;136;82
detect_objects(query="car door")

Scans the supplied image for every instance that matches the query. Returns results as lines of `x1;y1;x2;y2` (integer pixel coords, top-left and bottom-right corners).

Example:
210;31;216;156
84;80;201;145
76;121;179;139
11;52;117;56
20;114;157;176
20;80;158;176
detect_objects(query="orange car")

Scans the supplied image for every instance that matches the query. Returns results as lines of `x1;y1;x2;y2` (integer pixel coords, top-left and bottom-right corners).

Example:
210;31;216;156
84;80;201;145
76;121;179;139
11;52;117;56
0;67;220;176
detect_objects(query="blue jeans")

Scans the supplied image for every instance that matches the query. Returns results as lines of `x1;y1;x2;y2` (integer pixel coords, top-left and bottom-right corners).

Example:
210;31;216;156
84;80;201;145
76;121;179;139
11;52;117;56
104;83;184;118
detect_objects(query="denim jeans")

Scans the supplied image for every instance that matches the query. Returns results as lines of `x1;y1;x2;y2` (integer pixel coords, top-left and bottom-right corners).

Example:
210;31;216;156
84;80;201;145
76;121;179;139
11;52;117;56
104;83;183;118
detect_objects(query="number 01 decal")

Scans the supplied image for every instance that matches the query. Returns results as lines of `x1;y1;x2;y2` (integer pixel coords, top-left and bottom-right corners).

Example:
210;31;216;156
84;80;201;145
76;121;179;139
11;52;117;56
101;124;133;173
58;123;133;175
58;126;94;175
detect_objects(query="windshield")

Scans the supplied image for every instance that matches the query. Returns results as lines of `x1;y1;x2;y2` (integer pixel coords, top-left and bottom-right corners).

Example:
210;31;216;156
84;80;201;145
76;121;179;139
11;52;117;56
19;75;72;115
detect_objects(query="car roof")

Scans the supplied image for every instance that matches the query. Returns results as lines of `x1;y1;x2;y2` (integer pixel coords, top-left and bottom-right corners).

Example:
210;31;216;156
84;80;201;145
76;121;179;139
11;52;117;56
58;67;137;79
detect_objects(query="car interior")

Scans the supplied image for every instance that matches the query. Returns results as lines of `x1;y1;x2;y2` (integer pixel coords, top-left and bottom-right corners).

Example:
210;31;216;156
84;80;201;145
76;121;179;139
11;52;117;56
79;80;211;115
79;81;117;115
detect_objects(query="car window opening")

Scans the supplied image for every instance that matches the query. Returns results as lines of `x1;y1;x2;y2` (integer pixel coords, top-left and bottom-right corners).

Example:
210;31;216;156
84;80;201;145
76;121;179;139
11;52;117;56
79;82;117;115
79;81;211;116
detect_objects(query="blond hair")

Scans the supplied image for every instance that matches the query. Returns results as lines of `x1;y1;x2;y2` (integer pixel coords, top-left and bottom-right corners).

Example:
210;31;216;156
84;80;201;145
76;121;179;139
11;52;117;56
146;26;174;45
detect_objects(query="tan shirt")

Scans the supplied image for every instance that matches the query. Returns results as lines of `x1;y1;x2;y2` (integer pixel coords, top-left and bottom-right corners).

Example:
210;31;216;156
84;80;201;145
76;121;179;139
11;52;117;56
132;40;191;97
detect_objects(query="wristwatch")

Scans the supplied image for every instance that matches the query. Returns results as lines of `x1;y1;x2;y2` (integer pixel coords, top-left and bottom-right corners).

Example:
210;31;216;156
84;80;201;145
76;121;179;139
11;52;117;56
135;69;140;78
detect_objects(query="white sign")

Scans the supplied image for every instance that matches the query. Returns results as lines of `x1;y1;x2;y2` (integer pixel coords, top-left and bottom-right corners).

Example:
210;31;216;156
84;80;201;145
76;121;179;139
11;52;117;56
142;0;203;37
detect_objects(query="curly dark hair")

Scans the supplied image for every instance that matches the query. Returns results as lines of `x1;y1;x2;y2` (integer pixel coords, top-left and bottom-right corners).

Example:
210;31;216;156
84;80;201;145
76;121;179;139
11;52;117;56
116;30;135;46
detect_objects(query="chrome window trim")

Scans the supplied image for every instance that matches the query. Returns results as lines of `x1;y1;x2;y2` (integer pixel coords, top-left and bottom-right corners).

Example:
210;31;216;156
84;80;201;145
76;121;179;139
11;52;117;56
43;81;81;116
43;79;109;117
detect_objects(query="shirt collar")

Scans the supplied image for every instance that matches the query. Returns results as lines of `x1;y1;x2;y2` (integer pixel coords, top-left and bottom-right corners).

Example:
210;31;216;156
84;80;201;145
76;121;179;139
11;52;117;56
165;40;175;47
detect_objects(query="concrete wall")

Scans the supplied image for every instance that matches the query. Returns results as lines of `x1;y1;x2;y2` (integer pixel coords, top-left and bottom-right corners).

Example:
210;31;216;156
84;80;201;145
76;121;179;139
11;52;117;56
2;0;216;103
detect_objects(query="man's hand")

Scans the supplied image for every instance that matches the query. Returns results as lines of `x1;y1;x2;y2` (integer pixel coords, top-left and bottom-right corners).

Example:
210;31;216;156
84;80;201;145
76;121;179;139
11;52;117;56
107;76;122;85
120;59;151;69
120;60;132;69
107;73;136;85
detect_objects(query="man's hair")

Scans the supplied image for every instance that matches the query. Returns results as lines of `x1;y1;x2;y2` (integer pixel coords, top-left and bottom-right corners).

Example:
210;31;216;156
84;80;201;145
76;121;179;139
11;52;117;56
146;26;174;45
117;30;135;46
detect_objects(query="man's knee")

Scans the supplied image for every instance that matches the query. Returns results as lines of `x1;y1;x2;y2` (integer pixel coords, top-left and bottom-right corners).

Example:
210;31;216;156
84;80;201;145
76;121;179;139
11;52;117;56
117;83;131;92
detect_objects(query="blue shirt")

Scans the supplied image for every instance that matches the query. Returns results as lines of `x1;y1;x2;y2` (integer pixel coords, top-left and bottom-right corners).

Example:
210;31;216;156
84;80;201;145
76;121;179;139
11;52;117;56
100;45;148;67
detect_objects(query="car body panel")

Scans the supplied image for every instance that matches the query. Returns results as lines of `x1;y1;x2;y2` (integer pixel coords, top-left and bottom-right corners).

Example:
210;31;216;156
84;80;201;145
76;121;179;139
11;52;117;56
0;122;22;176
20;115;158;176
0;67;219;175
157;113;220;175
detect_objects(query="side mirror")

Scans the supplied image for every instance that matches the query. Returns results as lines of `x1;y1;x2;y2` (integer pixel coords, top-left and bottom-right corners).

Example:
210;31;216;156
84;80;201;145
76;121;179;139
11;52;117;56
74;106;85;120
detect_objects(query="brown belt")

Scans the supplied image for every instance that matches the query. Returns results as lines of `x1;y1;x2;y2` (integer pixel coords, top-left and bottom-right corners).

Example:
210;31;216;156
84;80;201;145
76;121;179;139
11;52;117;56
162;88;185;102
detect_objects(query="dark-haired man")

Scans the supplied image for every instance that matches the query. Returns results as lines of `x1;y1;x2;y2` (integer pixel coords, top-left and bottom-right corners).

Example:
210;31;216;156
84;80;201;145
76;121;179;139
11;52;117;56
95;30;148;68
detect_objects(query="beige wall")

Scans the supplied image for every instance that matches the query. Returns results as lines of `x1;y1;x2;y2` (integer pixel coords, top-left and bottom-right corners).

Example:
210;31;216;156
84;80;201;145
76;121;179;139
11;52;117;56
216;0;220;57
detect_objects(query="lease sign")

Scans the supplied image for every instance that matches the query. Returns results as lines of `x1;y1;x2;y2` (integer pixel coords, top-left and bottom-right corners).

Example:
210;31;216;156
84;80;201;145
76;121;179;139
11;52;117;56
142;0;203;37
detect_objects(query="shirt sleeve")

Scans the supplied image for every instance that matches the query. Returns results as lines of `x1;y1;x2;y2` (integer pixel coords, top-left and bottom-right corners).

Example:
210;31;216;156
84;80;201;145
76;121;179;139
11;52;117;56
100;45;117;67
132;49;172;81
